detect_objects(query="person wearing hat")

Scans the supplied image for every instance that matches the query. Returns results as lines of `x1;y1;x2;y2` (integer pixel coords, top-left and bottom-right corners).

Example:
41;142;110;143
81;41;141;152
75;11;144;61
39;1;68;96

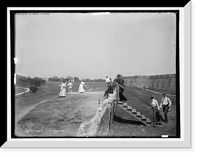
115;74;127;102
78;79;86;93
104;78;114;98
105;76;111;84
59;80;67;97
150;95;162;126
160;93;172;123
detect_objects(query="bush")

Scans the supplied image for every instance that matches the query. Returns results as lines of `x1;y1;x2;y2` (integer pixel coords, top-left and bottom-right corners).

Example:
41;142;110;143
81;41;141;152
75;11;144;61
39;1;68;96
16;74;46;87
29;85;38;93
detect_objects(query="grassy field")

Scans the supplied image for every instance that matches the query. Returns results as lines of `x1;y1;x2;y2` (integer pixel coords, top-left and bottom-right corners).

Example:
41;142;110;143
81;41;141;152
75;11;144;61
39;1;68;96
15;82;178;137
15;82;106;137
15;82;106;110
17;92;104;137
146;87;176;95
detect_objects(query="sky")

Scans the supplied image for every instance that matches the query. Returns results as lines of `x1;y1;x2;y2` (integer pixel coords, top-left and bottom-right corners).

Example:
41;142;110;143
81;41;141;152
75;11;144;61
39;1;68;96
15;12;176;80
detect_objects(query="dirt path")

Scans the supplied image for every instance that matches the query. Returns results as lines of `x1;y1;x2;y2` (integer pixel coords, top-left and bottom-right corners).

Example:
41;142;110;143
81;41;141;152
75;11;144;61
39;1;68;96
15;87;30;96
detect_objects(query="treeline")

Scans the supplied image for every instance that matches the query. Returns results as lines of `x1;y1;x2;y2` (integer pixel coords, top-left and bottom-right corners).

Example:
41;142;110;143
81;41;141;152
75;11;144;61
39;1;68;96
48;76;78;82
85;79;105;82
16;74;105;93
16;75;46;93
48;76;105;82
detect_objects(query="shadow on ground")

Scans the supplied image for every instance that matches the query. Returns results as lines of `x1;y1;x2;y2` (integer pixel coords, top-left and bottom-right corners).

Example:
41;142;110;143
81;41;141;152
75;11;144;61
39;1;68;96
113;114;145;125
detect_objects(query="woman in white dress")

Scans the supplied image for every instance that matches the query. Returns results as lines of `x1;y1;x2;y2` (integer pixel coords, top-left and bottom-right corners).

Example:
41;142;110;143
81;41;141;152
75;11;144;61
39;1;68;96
78;80;86;93
59;80;67;97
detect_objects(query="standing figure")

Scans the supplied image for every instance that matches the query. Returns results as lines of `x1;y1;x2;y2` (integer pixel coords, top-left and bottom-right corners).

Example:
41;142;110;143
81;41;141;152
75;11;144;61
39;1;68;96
150;95;162;126
67;80;73;92
59;80;67;97
160;93;172;123
105;76;110;84
78;80;86;93
115;74;127;102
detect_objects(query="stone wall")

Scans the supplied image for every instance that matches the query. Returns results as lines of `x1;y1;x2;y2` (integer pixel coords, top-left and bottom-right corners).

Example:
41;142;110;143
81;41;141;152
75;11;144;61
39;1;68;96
76;92;116;137
124;74;176;91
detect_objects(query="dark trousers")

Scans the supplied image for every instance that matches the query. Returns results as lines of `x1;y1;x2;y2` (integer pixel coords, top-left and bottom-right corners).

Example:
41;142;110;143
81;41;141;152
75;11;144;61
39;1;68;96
104;85;113;98
152;107;162;124
119;87;127;101
163;105;169;122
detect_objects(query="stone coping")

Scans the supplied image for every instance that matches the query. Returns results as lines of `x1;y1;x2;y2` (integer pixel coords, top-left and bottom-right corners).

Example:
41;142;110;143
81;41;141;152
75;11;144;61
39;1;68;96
76;91;116;137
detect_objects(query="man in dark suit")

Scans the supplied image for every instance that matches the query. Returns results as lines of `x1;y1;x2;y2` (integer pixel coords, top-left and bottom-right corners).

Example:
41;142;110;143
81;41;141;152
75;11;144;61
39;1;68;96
115;74;127;102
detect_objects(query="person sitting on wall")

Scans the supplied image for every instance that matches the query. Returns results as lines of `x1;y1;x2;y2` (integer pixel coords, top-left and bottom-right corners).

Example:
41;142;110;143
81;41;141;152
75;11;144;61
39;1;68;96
104;78;114;98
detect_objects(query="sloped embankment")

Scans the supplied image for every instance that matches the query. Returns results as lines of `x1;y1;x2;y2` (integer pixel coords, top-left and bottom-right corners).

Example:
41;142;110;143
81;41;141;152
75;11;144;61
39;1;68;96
16;92;104;137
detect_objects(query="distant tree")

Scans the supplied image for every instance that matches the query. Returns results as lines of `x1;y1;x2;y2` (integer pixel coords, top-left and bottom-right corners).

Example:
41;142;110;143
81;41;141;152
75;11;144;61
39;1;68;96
84;78;93;82
34;77;41;80
40;79;46;84
26;77;32;85
29;77;46;92
48;77;53;82
29;84;38;93
60;77;65;82
65;78;69;82
16;74;45;92
67;76;73;80
16;75;27;86
94;79;105;82
74;76;80;82
52;76;60;82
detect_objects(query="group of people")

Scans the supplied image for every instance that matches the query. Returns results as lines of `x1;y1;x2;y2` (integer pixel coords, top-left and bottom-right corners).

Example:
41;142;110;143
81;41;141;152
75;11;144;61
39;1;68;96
104;74;172;126
104;74;127;102
59;80;73;97
59;79;87;97
150;93;172;126
59;75;172;127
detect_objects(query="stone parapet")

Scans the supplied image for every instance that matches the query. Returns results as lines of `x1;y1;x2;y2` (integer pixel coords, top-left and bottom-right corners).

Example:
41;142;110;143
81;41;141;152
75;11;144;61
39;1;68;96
76;92;116;137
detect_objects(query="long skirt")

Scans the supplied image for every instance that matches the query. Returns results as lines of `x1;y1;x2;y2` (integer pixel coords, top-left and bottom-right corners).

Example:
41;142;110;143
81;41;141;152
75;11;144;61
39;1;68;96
78;84;85;93
59;88;66;97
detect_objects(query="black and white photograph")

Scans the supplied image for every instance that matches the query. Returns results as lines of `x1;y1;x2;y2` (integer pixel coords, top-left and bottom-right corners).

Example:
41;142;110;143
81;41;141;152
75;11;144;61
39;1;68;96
3;3;192;148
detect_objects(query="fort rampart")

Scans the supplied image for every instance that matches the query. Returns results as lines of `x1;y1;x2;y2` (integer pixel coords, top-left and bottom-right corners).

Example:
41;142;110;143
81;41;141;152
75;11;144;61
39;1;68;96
124;74;176;92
